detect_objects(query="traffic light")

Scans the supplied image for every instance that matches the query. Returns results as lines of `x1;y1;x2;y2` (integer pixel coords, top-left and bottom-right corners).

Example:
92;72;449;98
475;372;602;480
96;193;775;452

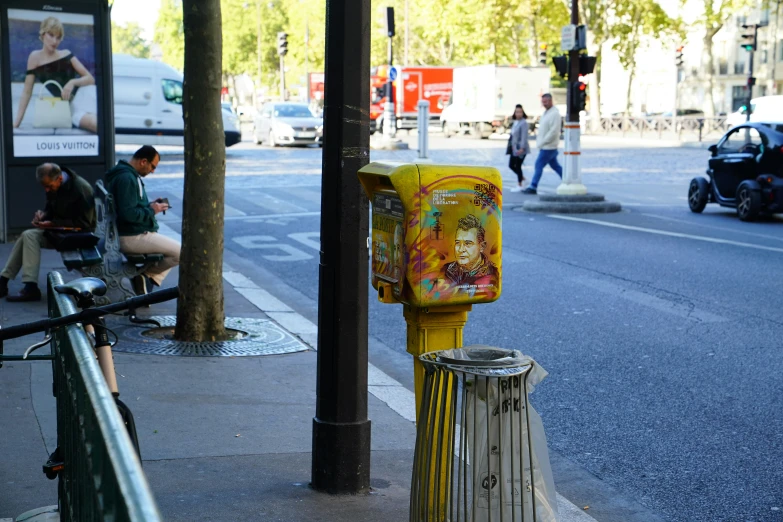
571;81;587;111
277;32;288;56
553;55;568;78
741;24;757;51
538;43;547;66
675;45;684;67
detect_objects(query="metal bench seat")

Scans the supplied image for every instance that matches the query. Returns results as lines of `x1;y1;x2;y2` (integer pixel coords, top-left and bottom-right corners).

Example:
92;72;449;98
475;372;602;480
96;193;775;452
124;253;165;265
61;248;103;271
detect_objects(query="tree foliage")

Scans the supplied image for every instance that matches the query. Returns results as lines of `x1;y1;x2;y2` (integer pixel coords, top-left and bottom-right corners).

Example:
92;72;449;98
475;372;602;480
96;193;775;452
690;0;754;115
580;0;678;120
154;0;185;70
111;21;151;58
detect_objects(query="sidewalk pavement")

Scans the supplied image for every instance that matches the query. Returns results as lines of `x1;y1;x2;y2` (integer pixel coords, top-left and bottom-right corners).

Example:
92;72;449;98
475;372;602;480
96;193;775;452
0;235;600;522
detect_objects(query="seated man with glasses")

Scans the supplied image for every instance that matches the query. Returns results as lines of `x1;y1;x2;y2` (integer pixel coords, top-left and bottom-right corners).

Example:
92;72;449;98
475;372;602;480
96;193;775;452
105;145;180;294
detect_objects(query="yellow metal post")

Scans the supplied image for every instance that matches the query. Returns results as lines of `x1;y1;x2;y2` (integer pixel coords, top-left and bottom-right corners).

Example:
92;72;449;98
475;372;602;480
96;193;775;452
404;303;471;520
403;304;472;417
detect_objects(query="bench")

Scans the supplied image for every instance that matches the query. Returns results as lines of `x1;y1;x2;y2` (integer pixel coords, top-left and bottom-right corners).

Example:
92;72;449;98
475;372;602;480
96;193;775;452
59;180;164;306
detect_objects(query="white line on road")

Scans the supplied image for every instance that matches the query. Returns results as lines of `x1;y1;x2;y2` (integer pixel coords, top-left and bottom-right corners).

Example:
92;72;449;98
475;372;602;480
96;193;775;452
549;215;783;254
164;211;322;224
640;212;783;243
224;204;247;217
288;232;321;251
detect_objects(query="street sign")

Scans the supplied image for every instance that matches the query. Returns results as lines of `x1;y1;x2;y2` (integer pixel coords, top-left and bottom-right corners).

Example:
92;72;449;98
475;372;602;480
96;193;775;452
561;25;577;51
389;66;398;81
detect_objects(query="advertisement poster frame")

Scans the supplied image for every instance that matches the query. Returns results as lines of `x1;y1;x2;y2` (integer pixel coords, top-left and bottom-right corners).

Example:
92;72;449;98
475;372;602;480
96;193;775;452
0;0;107;165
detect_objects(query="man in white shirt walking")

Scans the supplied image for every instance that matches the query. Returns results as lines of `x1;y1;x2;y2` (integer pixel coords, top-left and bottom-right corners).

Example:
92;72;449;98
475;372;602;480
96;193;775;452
523;93;563;194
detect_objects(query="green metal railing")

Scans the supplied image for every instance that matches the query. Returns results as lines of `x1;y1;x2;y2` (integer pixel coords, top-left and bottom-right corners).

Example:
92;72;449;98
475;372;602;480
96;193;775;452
48;271;162;522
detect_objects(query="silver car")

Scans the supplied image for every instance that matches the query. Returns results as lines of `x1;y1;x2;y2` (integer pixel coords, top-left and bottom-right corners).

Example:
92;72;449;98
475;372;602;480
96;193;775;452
253;102;323;147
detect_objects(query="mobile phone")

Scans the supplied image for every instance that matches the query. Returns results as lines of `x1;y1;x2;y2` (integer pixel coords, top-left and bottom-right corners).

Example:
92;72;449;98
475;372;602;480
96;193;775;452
156;198;171;214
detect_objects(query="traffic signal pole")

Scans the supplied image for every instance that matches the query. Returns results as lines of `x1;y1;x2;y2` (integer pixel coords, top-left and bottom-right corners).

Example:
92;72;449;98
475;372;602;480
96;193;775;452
557;0;587;195
383;7;396;139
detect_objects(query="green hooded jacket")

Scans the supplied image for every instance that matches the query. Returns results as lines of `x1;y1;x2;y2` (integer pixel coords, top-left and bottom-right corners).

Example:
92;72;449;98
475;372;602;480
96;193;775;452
104;160;158;236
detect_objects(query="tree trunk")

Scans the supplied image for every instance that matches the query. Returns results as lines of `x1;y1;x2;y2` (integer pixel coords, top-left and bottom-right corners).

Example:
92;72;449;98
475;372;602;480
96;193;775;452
702;30;719;116
625;66;635;114
528;17;539;66
589;47;602;131
625;8;641;115
175;0;228;342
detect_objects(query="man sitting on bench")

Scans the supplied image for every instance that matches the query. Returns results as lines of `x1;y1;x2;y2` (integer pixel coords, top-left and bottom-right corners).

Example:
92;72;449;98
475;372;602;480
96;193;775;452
0;163;96;302
105;145;180;295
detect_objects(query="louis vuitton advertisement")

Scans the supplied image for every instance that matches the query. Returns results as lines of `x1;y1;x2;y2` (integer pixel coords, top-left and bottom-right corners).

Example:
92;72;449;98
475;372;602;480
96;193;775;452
5;7;99;157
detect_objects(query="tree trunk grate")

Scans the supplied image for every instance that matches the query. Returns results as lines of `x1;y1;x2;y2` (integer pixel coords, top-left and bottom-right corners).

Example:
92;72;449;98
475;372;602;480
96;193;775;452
110;317;309;357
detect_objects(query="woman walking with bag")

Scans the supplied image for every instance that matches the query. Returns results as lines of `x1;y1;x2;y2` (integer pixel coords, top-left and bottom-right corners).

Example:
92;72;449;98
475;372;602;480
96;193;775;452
506;104;529;192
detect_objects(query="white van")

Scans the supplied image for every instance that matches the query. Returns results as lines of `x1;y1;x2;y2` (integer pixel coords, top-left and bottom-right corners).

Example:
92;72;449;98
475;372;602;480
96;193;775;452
112;54;241;147
726;95;783;127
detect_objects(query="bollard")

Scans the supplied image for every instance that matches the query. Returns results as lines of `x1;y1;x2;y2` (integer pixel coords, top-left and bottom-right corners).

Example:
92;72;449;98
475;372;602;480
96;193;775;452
384;101;397;139
418;100;430;159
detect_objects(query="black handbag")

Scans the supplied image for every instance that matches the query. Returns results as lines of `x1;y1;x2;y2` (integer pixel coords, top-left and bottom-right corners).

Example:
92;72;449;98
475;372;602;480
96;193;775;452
44;230;99;251
505;136;512;155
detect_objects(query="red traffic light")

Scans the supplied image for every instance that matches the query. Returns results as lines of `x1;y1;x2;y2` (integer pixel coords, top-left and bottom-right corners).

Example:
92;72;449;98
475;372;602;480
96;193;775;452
578;83;586;91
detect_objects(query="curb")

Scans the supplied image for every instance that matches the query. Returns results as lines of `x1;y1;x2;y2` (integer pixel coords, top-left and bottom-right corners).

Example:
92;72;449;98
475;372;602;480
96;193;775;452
518;201;622;213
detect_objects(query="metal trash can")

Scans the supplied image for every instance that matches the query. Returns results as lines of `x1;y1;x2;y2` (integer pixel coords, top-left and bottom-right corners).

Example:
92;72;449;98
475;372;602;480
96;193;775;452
410;346;557;522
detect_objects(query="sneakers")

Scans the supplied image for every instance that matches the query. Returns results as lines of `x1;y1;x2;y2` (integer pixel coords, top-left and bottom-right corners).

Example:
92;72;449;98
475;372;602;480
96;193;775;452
7;286;42;302
510;186;524;193
522;187;537;194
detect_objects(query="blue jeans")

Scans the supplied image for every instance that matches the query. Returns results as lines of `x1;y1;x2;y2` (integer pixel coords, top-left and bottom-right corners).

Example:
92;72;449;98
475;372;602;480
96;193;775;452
530;149;563;189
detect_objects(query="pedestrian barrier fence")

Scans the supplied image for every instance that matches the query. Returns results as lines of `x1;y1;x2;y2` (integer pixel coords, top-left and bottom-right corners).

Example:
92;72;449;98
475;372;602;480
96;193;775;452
48;271;162;522
410;346;557;522
583;115;729;142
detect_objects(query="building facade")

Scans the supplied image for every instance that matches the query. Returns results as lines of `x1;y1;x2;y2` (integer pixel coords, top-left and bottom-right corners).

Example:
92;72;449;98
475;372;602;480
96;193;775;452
597;1;783;116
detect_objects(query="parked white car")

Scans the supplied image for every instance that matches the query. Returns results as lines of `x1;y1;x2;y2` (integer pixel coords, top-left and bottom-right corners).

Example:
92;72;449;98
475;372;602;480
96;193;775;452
726;95;783;128
253;102;323;147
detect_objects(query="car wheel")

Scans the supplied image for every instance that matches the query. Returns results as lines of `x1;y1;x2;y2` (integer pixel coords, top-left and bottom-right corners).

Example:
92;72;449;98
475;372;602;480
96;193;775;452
442;121;453;138
269;131;277;148
736;181;762;221
687;177;709;213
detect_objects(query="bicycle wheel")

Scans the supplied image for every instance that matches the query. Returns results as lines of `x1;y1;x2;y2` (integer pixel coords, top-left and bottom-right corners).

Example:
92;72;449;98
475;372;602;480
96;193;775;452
115;398;142;462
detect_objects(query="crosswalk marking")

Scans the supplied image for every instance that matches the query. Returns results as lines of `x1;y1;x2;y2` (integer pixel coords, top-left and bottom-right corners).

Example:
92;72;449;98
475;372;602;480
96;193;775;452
277;186;323;205
288;232;320;251
224;204;247;217
237;191;310;214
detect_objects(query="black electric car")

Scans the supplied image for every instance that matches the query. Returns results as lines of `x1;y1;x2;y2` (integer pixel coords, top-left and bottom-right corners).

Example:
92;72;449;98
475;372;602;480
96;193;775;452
688;122;783;221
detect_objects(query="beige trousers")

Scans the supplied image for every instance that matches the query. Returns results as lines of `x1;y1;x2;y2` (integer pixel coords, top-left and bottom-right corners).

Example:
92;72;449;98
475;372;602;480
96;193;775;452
1;229;54;284
119;232;181;286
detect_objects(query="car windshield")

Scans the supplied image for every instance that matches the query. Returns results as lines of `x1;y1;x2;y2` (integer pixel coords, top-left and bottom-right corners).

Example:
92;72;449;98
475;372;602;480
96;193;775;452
274;105;314;118
761;123;783;134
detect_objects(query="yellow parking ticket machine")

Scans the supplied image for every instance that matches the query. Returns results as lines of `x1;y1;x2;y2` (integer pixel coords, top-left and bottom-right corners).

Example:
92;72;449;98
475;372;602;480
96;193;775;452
358;162;502;415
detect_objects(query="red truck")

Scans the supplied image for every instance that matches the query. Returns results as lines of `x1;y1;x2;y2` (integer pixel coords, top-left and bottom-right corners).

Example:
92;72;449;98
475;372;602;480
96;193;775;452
370;65;453;133
308;73;325;107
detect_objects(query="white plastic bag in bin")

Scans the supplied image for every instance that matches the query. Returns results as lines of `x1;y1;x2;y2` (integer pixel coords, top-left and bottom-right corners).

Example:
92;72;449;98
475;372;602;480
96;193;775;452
463;355;557;522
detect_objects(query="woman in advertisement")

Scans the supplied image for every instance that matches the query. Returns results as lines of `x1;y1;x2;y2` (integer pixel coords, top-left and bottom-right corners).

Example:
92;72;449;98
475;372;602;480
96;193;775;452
13;16;97;133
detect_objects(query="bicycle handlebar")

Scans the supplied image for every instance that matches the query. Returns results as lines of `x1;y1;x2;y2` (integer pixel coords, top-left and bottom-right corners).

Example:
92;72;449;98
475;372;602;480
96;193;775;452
0;286;179;341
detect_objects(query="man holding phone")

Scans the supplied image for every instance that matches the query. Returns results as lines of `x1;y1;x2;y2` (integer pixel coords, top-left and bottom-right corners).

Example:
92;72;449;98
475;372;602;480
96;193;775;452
105;145;180;294
0;163;96;301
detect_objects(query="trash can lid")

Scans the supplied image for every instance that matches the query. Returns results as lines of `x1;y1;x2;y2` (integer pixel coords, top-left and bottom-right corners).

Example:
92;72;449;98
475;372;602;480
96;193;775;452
430;345;526;368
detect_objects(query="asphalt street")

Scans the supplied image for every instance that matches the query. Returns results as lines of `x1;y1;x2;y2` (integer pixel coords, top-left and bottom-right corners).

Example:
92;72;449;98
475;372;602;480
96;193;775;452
136;132;783;522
